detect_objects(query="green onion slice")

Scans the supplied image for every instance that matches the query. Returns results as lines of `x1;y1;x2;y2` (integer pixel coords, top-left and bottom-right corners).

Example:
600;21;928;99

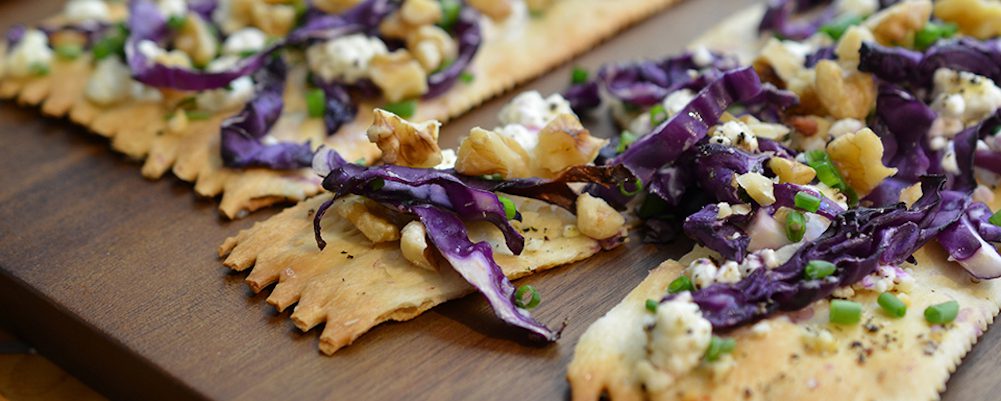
382;99;417;119
829;299;862;324
804;260;836;280
167;15;187;30
616;130;638;154
924;300;959;324
571;66;589;84
497;195;518;220
618;177;644;197
914;22;958;50
649;104;668;126
668;275;694;294
819;15;863;41
459;71;475;83
877;292;907;318
785;210;806;242
645;299;658;313
185;110;211;120
55;44;83;60
989;209;1001;227
438;0;461;31
305;88;326;118
515;285;541;309
704;336;736;361
794;191;821;213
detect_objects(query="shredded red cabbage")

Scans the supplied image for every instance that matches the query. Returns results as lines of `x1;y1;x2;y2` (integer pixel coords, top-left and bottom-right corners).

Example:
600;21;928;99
220;57;314;170
425;6;482;98
860;38;1001;88
758;0;834;41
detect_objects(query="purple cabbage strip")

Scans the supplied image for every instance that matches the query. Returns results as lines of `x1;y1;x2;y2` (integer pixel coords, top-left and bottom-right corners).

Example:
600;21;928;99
596;51;739;107
5;24;26;47
937;200;1001;279
971;110;1001;173
219;57;314;170
691;142;769;204
871;83;935;181
683;203;753;262
316;159;525;254
804;45;836;68
758;0;835;41
610;67;765;193
311;76;357;135
409;205;559;341
425;6;482;98
687;176;961;330
563;80;601;114
772;183;845;219
859;38;1001;88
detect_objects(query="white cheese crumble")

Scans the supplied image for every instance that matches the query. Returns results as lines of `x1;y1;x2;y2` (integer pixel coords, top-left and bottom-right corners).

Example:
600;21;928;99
626;89;696;135
493;91;575;151
854;264;915;293
691;45;714;67
715;261;743;284
196;76;254;112
709;120;758;152
941;140;961;175
64;0;111;23
157;0;188;19
684;258;718;290
4;29;54;78
85;57;133;105
828;118;864;139
306;34;388;84
836;0;879;17
497;91;574;130
222;27;267;56
931;69;1001;135
642;292;712;384
435;148;457;170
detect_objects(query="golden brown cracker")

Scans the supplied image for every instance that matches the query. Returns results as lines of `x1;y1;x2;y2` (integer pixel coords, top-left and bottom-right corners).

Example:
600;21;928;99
219;194;603;355
2;0;679;218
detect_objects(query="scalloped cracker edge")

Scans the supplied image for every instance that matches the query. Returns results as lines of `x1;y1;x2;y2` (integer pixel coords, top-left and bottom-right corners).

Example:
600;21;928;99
218;194;603;355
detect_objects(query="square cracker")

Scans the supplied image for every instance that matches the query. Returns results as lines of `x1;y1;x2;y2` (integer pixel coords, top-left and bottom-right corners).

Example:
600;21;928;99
219;194;604;355
0;0;679;218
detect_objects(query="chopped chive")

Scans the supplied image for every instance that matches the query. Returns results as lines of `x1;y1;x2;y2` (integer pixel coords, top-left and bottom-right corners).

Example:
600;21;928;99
829;299;862;324
989;209;1001;227
649;104;668;126
167;15;187;30
668;275;694;294
704;336;736;361
92;24;128;61
914;22;958;51
353;157;367;165
55;44;83;60
305;88;326;118
28;62;50;76
924;300;959;324
804;260;836;280
877;292;907;318
571;66;589;84
819;15;863;41
645;299;658;312
515;285;541;309
785;210;806;242
382;99;417;119
794;191;821;213
438;0;461;31
618;177;644;197
369;177;385;191
615;130;638;154
805;150;855;205
497;195;518;220
459;71;474;83
185;110;211;120
238;49;258;59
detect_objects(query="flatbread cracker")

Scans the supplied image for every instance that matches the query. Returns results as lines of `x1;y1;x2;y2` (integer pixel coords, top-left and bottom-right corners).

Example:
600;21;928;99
1;0;678;218
569;4;1001;400
219;194;603;355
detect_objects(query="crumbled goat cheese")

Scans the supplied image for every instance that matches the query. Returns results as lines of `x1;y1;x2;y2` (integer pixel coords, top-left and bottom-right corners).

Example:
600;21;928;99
710;120;758;152
4;29;53;78
197;76;255;112
642;292;712;384
306;34;388;84
222;27;267;56
497;91;574;129
837;0;879;16
158;0;187;18
64;0;111;22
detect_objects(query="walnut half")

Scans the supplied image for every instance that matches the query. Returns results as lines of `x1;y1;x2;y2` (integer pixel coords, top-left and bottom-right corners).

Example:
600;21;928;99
532;114;607;178
367;109;443;168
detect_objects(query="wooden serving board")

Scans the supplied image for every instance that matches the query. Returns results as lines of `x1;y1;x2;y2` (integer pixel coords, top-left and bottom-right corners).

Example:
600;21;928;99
1;1;1000;400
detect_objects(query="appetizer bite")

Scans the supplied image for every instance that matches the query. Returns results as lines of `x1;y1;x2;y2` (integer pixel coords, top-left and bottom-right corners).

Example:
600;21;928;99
567;0;1001;399
0;0;677;218
220;92;630;354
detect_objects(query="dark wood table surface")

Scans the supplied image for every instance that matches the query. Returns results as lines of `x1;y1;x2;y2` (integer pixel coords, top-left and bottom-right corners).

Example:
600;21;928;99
2;0;1001;400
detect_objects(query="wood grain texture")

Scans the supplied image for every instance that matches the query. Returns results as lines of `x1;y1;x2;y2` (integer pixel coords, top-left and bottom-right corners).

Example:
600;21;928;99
0;0;998;400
